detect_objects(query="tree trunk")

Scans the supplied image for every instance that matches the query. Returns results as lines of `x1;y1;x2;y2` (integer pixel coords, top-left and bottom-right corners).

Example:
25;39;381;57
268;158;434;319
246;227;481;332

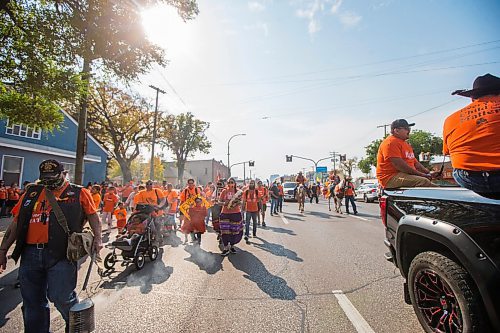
116;156;132;183
75;57;91;185
177;159;185;186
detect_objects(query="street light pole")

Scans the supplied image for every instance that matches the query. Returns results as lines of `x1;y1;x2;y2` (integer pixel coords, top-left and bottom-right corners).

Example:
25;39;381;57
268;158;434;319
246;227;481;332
227;133;246;177
149;85;166;181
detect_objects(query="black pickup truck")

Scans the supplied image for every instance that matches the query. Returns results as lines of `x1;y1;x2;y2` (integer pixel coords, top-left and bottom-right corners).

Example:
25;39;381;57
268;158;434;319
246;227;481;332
380;187;500;333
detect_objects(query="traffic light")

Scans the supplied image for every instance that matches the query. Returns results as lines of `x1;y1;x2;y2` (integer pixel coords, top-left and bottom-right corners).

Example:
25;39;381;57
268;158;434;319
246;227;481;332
339;154;347;162
286;155;293;162
249;161;255;167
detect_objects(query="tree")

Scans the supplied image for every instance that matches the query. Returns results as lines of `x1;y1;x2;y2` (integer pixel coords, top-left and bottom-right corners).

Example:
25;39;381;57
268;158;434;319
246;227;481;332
358;158;372;177
85;82;153;183
142;156;164;181
158;112;211;184
340;158;358;178
364;139;382;167
0;1;83;129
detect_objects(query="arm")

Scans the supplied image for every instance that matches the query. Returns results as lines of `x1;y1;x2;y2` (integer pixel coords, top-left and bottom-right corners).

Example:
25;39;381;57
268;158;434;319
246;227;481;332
414;160;430;174
0;220;18;273
389;157;430;178
87;213;102;254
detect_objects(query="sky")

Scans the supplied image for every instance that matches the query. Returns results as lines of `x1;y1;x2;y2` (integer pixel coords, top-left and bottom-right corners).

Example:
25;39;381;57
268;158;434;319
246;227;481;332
134;0;500;182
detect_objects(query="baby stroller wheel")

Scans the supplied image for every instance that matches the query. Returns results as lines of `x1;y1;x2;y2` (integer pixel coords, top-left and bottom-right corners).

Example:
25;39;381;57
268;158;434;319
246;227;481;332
134;253;146;270
104;253;117;269
149;246;158;261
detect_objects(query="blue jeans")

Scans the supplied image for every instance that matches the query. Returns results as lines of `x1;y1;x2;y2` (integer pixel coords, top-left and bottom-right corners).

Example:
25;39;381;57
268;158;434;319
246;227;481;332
245;211;258;237
344;195;357;213
19;246;78;333
278;197;283;212
270;197;279;213
453;169;500;199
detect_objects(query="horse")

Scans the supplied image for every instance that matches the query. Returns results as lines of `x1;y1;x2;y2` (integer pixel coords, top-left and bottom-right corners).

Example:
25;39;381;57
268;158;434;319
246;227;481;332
297;184;306;213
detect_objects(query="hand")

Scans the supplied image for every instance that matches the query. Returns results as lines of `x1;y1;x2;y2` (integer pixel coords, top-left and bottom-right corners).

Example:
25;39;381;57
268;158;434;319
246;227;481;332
430;171;441;179
0;250;7;274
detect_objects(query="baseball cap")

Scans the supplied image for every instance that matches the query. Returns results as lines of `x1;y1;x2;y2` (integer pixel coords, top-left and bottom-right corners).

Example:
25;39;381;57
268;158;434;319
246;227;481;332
39;159;64;179
391;119;415;130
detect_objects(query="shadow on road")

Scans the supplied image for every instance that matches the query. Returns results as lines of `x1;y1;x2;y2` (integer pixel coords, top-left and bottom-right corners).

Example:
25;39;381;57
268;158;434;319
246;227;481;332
100;249;173;294
265;226;297;236
282;215;304;221
184;245;224;275
228;250;297;300
0;268;22;328
252;238;303;262
162;233;183;247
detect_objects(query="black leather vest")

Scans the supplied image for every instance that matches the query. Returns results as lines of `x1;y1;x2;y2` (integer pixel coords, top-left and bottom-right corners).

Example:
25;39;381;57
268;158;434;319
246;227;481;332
12;183;85;262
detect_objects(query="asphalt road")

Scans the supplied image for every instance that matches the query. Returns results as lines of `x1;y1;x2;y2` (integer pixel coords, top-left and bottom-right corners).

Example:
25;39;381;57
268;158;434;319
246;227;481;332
0;198;424;333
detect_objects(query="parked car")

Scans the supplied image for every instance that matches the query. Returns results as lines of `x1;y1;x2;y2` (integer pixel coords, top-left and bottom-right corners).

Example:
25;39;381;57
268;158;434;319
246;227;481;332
355;183;378;202
282;182;298;201
380;187;500;332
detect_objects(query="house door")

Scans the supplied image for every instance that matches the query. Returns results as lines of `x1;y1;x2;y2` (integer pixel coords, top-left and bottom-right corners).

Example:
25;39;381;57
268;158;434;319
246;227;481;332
1;155;24;185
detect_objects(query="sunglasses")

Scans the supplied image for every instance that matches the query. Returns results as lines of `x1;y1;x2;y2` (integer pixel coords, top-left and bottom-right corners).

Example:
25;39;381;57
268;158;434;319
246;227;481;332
146;183;153;185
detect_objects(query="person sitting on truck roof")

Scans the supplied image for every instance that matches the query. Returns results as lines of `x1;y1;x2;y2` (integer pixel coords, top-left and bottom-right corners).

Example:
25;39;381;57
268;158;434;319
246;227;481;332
444;73;500;199
376;119;438;189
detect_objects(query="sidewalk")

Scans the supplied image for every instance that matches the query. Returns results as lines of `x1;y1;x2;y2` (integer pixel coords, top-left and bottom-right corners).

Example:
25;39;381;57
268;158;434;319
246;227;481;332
0;216;13;237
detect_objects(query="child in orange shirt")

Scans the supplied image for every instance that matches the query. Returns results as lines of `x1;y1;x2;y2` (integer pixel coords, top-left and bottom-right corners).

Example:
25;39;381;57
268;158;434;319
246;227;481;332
180;197;207;246
102;186;119;233
114;202;127;233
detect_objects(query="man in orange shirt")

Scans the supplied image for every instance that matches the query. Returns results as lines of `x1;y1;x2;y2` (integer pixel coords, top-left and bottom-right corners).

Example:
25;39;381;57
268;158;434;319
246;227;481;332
256;180;268;226
445;73;500;199
102;186;120;234
242;180;261;243
163;183;179;231
0;160;101;332
376;119;438;188
134;180;166;242
277;182;284;213
343;177;358;215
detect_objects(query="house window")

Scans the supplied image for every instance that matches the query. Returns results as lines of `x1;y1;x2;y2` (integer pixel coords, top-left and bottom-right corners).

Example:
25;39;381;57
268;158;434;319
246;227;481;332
5;119;41;140
61;162;76;181
1;155;24;185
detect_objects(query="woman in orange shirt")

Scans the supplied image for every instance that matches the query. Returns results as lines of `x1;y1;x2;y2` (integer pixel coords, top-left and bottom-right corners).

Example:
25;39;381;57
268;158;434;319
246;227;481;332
6;182;20;216
218;178;244;256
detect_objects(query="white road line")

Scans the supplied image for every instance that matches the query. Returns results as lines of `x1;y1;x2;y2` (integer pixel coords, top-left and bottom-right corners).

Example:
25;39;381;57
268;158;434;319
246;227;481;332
349;215;370;221
332;290;376;333
278;212;289;224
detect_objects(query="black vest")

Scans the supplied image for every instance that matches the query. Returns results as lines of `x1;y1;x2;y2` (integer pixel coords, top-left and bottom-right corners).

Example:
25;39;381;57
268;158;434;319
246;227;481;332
12;183;85;262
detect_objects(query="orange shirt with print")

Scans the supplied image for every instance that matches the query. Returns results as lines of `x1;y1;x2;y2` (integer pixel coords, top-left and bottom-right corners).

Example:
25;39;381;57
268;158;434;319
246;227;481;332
243;189;260;212
12;184;96;244
257;187;268;202
443;96;500;171
91;193;101;209
102;192;119;213
179;187;199;203
219;189;241;214
164;189;179;214
133;188;165;206
376;135;417;188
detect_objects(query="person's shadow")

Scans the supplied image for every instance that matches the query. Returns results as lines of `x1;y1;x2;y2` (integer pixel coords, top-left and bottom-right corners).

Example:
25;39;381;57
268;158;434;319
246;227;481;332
252;238;303;262
161;232;183;247
184;245;224;275
100;248;173;294
228;250;296;300
0;268;22;328
265;226;297;236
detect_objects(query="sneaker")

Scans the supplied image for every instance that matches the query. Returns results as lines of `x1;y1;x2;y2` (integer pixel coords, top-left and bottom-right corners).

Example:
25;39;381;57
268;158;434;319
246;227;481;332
244;236;249;242
354;211;358;215
253;233;257;237
230;247;237;254
262;222;266;227
221;249;230;256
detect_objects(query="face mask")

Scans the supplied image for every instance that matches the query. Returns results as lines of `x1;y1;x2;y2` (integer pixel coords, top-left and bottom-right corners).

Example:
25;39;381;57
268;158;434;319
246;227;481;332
40;174;65;190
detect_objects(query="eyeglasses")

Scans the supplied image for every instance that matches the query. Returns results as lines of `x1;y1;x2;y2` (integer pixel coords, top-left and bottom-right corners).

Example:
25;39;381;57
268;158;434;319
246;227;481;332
146;183;153;185
228;181;235;184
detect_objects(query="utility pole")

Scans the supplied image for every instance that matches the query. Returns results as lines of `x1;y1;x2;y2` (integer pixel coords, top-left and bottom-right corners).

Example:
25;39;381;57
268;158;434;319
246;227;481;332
377;124;390;137
330;151;340;174
149;85;166;181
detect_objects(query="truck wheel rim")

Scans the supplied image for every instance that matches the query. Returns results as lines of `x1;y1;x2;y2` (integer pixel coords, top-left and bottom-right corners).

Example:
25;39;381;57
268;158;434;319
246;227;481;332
414;269;463;333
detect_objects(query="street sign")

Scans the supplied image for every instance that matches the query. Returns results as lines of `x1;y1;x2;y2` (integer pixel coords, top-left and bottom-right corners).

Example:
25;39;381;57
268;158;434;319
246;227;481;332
316;166;327;173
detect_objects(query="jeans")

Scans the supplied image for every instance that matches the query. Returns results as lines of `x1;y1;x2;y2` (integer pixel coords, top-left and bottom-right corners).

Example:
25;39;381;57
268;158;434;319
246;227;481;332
278;197;283;212
205;207;212;225
245;211;258;237
453;169;500;199
19;246;78;333
270;197;279;213
344;195;357;213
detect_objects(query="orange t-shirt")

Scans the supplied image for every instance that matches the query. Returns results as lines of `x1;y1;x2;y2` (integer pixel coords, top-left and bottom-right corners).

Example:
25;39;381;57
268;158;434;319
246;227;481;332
257;187;268;202
243;189;260;212
0;186;6;200
376;135;417;188
114;208;127;221
219;189;241;214
345;182;355;196
179;187;199;203
164;189;179;213
133;188;165;205
121;185;134;199
7;188;20;201
278;185;284;196
91;193;101;208
12;184;97;244
102;192;119;213
443;96;500;171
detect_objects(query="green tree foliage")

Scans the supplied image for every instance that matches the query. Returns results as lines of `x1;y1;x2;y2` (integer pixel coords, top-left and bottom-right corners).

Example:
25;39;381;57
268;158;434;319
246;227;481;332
362;130;443;168
142;156;164;181
357;158;372;177
85;82;153;183
158;112;211;184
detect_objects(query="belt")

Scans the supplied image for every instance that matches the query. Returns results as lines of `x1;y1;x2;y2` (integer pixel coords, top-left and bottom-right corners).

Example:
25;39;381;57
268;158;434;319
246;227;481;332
26;243;48;249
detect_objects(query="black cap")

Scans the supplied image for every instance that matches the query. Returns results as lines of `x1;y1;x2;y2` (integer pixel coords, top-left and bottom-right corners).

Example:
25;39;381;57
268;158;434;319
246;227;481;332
39;159;64;179
391;119;415;130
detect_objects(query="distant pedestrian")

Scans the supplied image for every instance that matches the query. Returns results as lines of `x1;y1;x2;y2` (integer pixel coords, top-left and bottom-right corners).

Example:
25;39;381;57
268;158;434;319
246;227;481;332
0;180;7;217
309;182;320;203
269;182;280;216
243;180;260;243
343;178;358;215
218;178;244;256
102;186;119;233
256;180;268;227
114;202;127;234
277;182;284;212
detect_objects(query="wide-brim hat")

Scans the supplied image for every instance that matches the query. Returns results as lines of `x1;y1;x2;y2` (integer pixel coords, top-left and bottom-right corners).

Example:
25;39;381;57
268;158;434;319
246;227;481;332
452;73;500;99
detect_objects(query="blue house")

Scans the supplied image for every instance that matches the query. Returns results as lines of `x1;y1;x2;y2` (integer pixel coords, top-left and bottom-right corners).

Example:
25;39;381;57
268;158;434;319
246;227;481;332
0;109;110;186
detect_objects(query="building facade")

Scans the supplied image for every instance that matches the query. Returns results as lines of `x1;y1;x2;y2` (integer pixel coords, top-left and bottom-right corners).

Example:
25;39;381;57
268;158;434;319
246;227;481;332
0;110;110;185
163;159;229;186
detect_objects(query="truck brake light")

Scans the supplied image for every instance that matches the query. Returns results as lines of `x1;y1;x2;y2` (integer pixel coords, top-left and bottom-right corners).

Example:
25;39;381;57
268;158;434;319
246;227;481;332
379;196;387;227
371;189;376;193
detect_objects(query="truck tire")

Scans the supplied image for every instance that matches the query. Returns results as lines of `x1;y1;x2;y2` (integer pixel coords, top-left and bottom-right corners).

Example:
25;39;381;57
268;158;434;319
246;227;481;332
408;251;484;333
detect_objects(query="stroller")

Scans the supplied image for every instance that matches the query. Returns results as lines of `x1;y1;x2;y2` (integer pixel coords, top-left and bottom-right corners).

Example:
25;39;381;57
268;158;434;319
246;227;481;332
104;205;159;270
